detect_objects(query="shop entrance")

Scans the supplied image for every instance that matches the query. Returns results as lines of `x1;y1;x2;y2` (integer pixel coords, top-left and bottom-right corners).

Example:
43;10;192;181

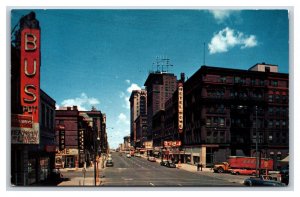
66;156;75;168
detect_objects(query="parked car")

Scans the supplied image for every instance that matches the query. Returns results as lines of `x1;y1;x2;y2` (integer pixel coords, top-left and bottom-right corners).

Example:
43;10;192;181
279;165;289;185
106;159;114;167
148;156;156;162
160;160;168;166
134;153;141;157
166;161;176;168
230;169;257;176
126;154;131;158
244;175;286;186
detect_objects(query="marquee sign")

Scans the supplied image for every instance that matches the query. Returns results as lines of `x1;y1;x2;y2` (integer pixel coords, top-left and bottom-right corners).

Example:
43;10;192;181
178;82;184;133
12;28;40;144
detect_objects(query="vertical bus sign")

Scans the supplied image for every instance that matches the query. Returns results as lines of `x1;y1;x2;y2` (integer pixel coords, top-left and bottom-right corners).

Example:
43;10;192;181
178;82;184;133
16;28;40;144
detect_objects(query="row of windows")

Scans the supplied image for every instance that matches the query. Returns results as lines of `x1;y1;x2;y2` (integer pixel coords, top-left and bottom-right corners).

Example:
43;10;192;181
205;75;288;88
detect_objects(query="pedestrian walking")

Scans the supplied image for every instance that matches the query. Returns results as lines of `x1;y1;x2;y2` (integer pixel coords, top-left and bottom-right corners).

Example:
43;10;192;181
200;163;203;171
197;163;200;171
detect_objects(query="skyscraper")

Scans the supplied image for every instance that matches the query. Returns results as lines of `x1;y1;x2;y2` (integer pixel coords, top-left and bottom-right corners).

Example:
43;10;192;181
144;72;177;142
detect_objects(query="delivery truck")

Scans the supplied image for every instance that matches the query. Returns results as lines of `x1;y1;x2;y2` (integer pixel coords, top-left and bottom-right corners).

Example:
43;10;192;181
213;156;273;173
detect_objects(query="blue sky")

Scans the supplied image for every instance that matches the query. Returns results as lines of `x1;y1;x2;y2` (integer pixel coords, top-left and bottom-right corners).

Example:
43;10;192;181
11;9;289;149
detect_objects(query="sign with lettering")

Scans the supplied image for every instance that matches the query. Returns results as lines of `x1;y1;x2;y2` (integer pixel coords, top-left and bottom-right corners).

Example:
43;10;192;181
12;28;40;144
164;140;182;147
178;83;184;133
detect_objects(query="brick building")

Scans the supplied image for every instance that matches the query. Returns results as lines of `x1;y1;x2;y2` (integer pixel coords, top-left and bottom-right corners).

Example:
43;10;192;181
183;63;289;168
55;106;108;168
144;72;177;143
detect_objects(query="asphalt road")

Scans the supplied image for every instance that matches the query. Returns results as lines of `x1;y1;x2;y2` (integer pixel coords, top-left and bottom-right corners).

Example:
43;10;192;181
101;152;242;187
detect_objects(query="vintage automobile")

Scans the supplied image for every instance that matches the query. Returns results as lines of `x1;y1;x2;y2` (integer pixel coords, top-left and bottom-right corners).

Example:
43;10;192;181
160;160;168;166
244;175;286;186
148;156;156;162
166;161;176;168
106;159;114;167
230;168;257;176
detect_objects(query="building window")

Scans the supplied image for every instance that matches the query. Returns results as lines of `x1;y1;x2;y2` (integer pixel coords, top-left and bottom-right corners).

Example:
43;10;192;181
251;79;256;86
282;121;287;128
206;118;211;126
268;95;273;102
268;120;273;128
259;79;265;86
219;117;225;127
219;76;226;83
275;120;280;128
234;76;241;84
268;107;273;115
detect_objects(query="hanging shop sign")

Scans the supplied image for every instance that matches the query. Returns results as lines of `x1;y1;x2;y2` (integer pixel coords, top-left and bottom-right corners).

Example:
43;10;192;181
178;83;184;133
12;28;40;144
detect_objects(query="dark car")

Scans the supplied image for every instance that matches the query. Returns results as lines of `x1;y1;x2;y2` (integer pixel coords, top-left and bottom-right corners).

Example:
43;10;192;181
244;175;286;186
106;159;114;167
166;161;176;168
160;160;168;166
279;166;289;185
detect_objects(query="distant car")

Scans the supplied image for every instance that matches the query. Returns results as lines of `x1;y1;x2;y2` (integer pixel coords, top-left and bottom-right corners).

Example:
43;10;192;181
166;161;176;168
126;154;131;158
160;160;168;166
134;153;141;157
106;159;113;167
244;175;286;186
230;169;257;176
148;156;156;162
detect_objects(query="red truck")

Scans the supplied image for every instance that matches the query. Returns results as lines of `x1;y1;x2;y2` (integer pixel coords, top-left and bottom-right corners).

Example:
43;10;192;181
213;156;273;174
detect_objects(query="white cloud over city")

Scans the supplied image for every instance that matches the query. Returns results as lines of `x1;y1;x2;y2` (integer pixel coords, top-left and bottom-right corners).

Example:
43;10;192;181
119;82;142;109
208;10;240;24
208;27;258;54
59;92;100;111
117;113;130;125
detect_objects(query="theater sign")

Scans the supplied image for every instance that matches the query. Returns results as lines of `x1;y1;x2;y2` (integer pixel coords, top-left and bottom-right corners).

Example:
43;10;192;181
12;28;40;144
178;82;183;133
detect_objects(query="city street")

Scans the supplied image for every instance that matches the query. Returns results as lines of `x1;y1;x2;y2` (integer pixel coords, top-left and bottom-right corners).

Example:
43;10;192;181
99;152;244;187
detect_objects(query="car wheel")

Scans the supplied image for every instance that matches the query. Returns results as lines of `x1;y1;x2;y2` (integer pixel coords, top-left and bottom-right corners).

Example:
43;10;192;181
252;172;256;176
236;172;240;175
217;167;224;173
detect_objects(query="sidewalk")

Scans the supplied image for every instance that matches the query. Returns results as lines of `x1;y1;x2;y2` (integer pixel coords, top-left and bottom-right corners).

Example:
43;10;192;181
176;163;213;173
58;165;105;186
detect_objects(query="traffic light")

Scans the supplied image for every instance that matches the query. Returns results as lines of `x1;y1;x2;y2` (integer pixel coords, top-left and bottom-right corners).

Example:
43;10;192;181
78;129;84;151
59;129;65;151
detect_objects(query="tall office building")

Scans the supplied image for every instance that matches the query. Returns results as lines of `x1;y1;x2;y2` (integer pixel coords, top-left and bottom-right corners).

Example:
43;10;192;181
144;72;177;142
129;89;147;147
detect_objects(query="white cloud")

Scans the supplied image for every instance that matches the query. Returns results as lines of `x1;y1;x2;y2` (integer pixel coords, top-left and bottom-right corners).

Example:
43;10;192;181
125;79;131;84
61;92;100;111
117;113;130;125
208;27;258;54
126;83;141;93
208;10;239;24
